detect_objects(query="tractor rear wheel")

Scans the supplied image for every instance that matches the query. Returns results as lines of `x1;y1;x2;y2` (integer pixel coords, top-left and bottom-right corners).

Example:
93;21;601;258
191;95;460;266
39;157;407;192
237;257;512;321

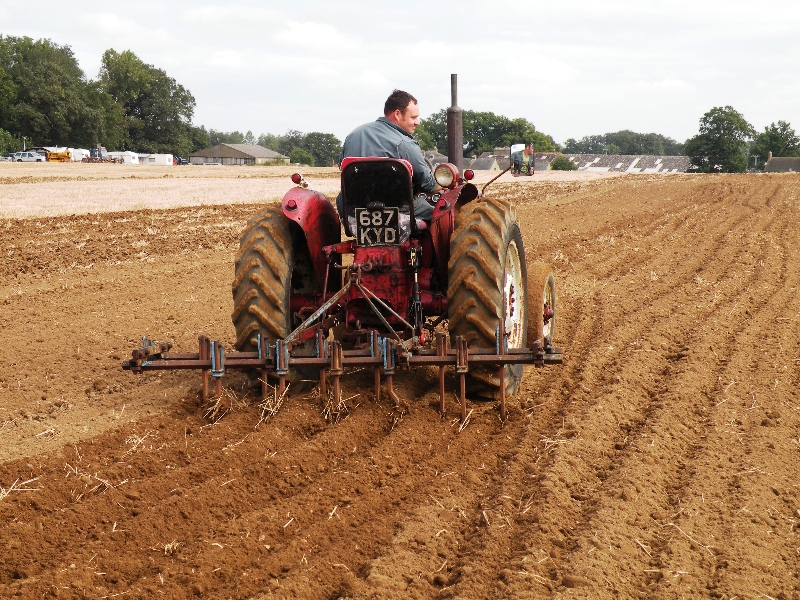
447;196;528;399
527;263;556;349
231;204;319;390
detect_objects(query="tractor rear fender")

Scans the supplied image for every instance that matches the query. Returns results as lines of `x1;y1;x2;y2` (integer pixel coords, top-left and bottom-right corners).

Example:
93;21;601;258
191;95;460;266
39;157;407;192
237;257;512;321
429;182;480;290
282;187;342;291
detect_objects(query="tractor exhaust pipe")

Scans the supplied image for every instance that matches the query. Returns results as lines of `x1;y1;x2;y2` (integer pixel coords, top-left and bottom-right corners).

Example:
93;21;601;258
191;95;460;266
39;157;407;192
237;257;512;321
447;74;464;175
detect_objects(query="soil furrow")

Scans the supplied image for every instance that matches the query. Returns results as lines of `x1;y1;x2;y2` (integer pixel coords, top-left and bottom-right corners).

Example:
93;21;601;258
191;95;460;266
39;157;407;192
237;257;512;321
444;177;788;595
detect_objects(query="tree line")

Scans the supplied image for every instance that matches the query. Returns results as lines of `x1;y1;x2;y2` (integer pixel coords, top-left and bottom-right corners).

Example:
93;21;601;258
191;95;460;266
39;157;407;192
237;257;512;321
563;131;684;156
415;109;559;155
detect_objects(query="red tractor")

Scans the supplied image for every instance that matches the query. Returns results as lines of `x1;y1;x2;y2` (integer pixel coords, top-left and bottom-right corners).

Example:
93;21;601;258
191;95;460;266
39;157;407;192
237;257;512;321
124;158;560;420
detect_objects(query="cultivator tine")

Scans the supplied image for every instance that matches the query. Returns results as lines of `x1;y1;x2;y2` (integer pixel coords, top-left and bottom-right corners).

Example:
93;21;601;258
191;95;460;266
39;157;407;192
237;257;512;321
455;336;469;423
259;334;270;402
386;374;399;408
199;336;211;401
436;332;448;416
275;339;289;398
379;337;401;408
317;330;327;398
211;341;225;398
371;331;381;402
329;340;343;405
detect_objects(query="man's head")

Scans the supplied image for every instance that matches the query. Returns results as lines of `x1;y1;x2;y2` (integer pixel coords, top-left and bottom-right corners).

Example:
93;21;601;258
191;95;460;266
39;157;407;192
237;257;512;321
384;89;420;135
524;144;534;156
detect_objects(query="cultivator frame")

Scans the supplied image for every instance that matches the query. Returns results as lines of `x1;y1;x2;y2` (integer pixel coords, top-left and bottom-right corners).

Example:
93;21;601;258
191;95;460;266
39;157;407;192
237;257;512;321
122;332;561;423
123;263;561;422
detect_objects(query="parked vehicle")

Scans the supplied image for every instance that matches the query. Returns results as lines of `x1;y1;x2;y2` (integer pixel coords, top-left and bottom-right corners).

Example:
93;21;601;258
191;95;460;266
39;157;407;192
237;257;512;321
16;151;46;162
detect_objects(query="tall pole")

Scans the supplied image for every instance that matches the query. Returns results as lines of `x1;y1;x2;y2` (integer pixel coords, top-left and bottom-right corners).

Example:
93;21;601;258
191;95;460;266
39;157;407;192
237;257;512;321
447;74;464;175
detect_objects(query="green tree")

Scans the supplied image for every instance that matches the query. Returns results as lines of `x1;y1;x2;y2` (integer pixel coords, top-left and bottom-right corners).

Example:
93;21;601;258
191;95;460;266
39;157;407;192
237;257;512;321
278;130;305;156
189;125;210;153
257;132;282;151
0;66;16;128
550;155;577;171
0;128;21;155
563;135;606;153
420;109;559;157
413;122;436;151
289;148;314;166
301;132;341;166
208;129;245;145
0;35;105;147
685;106;754;173
564;130;683;155
750;121;800;166
99;49;197;155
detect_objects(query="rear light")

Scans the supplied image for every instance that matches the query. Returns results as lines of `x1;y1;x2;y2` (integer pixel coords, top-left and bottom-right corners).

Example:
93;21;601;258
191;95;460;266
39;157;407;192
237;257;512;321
291;173;302;184
434;163;459;188
463;169;474;180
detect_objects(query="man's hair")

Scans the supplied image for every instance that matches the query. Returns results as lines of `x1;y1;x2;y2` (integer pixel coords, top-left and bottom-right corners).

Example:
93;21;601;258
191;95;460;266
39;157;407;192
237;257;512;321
384;89;417;116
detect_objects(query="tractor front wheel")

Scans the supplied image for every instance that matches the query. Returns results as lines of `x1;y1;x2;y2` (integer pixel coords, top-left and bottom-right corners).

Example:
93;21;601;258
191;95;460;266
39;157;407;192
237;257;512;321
447;196;528;399
231;204;319;390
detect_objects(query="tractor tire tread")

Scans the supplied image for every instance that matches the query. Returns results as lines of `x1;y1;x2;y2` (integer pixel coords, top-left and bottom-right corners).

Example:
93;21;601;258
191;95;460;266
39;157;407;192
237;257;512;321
231;204;293;349
448;196;526;398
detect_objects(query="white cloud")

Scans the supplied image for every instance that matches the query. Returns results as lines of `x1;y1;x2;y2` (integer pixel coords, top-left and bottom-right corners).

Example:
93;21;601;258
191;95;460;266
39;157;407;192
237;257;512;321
652;79;692;90
179;5;286;38
208;50;245;69
272;21;360;52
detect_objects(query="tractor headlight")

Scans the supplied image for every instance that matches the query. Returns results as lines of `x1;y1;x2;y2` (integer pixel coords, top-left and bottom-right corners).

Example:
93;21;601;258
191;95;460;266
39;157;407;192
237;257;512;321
434;163;459;188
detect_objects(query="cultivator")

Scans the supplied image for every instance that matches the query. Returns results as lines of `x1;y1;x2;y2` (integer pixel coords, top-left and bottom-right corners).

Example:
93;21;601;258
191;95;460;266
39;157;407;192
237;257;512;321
123;331;560;423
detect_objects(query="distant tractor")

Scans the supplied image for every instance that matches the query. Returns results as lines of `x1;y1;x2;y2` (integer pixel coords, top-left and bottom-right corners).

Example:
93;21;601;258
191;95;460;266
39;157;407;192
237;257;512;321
45;150;72;163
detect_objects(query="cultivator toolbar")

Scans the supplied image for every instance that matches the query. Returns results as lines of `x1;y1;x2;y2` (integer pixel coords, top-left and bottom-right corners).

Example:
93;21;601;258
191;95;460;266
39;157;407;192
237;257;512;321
122;329;561;422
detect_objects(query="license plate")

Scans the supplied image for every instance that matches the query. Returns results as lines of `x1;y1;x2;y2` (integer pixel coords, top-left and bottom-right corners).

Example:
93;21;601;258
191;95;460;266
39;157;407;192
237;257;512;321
355;208;400;245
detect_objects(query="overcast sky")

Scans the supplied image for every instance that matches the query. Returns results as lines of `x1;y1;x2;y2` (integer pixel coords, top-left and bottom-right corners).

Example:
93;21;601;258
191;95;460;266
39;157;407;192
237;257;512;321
3;1;799;145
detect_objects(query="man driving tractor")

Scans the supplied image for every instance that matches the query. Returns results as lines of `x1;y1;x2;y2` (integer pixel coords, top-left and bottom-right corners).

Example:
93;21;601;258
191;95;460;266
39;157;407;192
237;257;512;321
338;89;441;221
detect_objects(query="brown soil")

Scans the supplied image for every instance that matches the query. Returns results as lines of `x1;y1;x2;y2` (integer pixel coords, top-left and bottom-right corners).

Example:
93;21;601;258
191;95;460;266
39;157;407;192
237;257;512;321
2;174;800;599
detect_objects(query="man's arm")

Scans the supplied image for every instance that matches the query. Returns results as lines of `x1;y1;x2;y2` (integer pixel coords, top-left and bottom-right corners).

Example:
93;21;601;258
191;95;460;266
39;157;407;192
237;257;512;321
399;138;439;194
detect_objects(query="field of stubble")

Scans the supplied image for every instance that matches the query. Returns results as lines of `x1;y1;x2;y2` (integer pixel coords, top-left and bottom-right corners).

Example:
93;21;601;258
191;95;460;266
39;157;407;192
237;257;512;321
1;165;799;599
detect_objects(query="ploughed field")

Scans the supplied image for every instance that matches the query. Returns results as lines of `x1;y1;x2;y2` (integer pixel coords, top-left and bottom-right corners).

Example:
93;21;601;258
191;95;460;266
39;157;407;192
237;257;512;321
1;171;800;599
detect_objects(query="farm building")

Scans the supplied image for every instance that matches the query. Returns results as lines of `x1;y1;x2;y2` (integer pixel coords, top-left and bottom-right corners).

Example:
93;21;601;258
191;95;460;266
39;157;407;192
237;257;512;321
465;156;500;171
423;151;499;171
486;147;691;173
429;147;691;173
189;144;289;166
764;152;800;173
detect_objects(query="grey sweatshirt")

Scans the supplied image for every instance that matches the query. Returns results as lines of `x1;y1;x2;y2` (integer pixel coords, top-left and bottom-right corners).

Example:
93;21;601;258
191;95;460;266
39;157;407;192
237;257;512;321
340;117;438;194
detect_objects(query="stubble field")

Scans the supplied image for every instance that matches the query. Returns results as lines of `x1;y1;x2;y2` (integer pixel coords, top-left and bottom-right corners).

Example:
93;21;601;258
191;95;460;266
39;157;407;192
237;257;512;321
1;164;799;599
